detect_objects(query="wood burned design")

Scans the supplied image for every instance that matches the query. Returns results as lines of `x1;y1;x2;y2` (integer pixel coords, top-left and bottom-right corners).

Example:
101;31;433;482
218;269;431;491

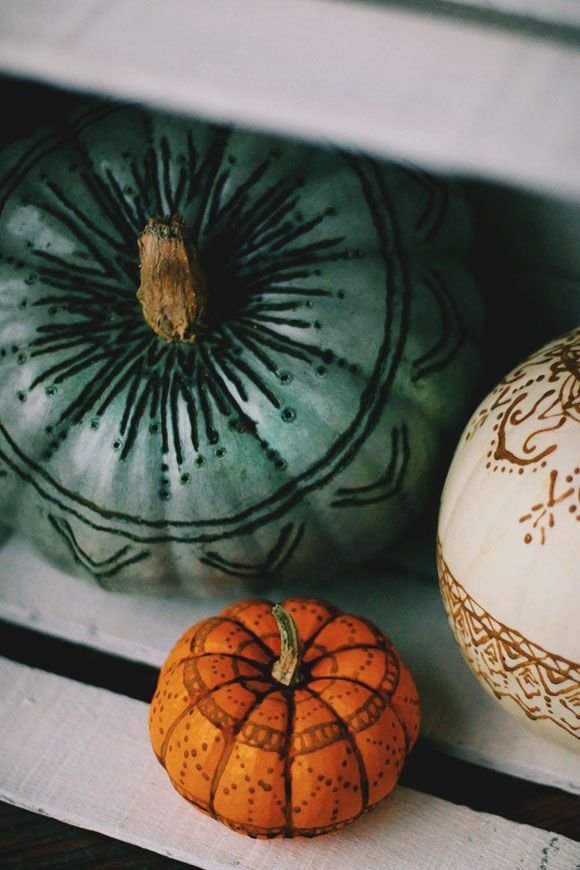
465;329;580;544
149;597;420;838
437;540;580;742
518;468;579;545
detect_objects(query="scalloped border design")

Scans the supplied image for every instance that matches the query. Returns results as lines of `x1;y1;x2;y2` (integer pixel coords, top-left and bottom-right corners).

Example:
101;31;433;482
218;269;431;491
437;538;580;742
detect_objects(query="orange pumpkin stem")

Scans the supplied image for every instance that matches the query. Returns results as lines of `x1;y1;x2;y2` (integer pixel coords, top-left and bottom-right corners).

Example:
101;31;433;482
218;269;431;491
271;604;303;686
137;214;206;343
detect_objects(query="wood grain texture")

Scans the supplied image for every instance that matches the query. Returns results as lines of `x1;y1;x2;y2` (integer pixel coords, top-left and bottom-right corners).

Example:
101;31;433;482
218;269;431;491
0;657;579;869
0;1;579;199
0;533;578;795
0;617;578;839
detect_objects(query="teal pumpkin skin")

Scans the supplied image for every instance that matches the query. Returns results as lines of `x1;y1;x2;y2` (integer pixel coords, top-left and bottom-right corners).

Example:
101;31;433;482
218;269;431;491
0;102;482;596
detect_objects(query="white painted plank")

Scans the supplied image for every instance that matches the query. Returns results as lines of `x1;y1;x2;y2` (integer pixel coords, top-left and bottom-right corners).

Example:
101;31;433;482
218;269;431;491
0;1;579;200
0;657;578;869
1;533;579;795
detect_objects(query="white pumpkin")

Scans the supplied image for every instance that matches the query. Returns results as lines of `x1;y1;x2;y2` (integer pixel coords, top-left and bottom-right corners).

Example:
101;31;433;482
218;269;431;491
437;327;580;753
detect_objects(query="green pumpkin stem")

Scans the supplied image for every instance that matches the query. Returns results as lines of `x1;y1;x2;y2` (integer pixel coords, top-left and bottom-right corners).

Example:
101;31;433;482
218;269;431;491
271;604;303;687
137;215;206;343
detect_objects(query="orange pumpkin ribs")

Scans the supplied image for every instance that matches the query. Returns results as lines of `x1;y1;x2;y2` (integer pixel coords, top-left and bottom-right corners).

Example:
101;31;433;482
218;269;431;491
149;596;420;838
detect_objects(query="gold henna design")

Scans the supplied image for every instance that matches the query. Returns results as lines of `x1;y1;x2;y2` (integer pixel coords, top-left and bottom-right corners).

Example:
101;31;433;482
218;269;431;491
518;468;579;545
437;540;580;741
463;331;579;545
466;330;579;453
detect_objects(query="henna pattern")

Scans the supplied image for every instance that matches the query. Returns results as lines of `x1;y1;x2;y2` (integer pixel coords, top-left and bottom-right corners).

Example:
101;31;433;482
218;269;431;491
200;522;305;578
518;468;579;545
438;540;580;742
48;513;150;586
466;329;579;456
0;105;479;590
150;599;419;837
465;329;580;545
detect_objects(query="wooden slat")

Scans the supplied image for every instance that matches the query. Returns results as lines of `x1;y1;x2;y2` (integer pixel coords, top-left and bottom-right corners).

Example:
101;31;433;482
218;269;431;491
0;657;578;869
0;534;579;795
0;0;579;199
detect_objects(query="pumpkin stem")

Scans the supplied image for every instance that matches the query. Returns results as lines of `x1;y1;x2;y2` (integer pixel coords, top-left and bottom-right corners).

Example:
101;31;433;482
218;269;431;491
137;215;206;343
271;604;303;687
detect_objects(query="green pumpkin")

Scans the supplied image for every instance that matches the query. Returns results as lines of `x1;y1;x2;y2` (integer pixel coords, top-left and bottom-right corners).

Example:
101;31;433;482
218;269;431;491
0;101;482;596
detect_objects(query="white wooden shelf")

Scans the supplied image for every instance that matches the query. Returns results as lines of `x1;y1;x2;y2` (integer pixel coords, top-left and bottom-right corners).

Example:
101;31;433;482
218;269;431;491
0;2;579;865
1;656;579;869
1;533;579;798
0;0;579;200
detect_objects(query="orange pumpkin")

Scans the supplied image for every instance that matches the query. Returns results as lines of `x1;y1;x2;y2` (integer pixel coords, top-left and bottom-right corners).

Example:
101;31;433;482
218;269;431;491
150;597;420;837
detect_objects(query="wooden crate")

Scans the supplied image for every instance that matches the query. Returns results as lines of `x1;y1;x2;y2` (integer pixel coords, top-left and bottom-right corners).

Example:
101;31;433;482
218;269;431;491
0;1;579;866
